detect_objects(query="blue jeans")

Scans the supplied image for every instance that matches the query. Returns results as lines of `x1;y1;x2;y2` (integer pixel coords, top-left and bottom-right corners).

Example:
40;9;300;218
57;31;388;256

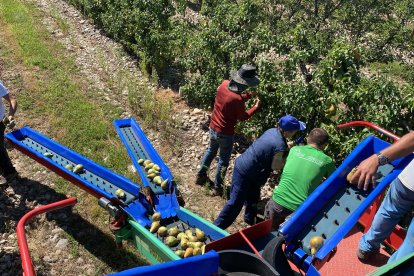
197;128;234;188
388;216;414;263
359;178;414;255
213;166;261;229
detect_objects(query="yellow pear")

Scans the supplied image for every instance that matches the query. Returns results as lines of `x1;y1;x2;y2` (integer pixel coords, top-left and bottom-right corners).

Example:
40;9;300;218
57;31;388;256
177;232;187;241
175;250;185;258
184;248;193;258
158;226;168;237
149;221;160;233
152;212;161;221
165;236;178;247
168;227;180;237
193;247;202;256
347;167;358;183
161;179;169;190
115;189;126;199
195;228;206;241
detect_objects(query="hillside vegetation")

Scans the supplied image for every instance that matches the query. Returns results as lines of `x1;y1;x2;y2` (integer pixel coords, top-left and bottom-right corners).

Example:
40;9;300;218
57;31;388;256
66;0;414;161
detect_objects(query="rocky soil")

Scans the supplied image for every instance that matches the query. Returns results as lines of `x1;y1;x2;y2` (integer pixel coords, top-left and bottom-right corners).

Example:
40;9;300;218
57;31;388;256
0;0;275;275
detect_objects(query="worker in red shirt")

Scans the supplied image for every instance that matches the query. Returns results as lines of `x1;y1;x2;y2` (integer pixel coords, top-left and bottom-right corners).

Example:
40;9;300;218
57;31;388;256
196;64;261;196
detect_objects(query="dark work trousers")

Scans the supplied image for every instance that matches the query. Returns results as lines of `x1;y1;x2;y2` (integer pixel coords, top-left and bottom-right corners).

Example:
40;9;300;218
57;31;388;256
213;167;262;229
0;122;16;175
264;199;293;230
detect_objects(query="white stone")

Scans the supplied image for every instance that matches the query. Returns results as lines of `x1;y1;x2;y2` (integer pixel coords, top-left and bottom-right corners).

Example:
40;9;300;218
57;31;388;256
55;238;69;249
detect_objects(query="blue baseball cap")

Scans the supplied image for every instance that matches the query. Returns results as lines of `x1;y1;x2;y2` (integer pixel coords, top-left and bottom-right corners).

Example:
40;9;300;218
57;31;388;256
278;115;306;131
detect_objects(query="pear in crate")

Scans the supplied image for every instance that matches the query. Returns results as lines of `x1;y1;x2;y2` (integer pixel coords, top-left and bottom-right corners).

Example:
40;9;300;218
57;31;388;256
188;235;198;242
138;159;145;165
158;226;168;237
168;227;180;237
184;247;194;258
180;237;189;250
165;236;179;247
193;247;202;256
149;221;160;233
177;232;187;241
189;242;203;249
175;250;185;258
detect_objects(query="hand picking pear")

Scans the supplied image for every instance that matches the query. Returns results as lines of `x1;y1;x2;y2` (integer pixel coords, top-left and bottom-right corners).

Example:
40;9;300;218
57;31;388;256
346;167;358;183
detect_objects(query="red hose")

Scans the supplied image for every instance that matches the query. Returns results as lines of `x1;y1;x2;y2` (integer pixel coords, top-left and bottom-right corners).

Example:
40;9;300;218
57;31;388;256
16;197;77;276
337;121;400;141
239;229;263;259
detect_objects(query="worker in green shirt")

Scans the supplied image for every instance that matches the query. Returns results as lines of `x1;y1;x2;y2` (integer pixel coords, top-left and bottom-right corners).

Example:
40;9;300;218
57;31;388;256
264;128;336;230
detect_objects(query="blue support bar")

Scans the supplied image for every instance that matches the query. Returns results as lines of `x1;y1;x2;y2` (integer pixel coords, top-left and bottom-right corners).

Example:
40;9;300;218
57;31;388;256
108;250;219;276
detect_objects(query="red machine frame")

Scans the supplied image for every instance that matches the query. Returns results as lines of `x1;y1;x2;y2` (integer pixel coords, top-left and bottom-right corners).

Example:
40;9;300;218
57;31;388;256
16;197;78;276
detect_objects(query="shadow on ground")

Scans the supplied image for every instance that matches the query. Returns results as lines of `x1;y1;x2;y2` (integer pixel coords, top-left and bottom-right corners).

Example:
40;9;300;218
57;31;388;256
1;176;148;275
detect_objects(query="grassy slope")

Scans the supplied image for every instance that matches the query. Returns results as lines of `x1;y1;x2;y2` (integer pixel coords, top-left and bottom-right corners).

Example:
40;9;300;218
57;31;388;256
0;0;151;273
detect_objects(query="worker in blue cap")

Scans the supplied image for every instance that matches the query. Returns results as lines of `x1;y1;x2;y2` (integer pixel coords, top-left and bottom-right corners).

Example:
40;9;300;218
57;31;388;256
214;115;306;229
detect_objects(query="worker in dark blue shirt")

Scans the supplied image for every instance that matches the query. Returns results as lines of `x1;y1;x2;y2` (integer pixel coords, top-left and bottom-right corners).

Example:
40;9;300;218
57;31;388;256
214;115;306;229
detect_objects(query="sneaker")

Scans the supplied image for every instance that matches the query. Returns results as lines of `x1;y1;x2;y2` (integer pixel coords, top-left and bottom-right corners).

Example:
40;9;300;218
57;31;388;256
0;172;18;186
0;175;7;186
195;175;213;187
195;175;208;185
209;186;223;197
357;248;379;262
5;172;18;182
244;217;256;226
